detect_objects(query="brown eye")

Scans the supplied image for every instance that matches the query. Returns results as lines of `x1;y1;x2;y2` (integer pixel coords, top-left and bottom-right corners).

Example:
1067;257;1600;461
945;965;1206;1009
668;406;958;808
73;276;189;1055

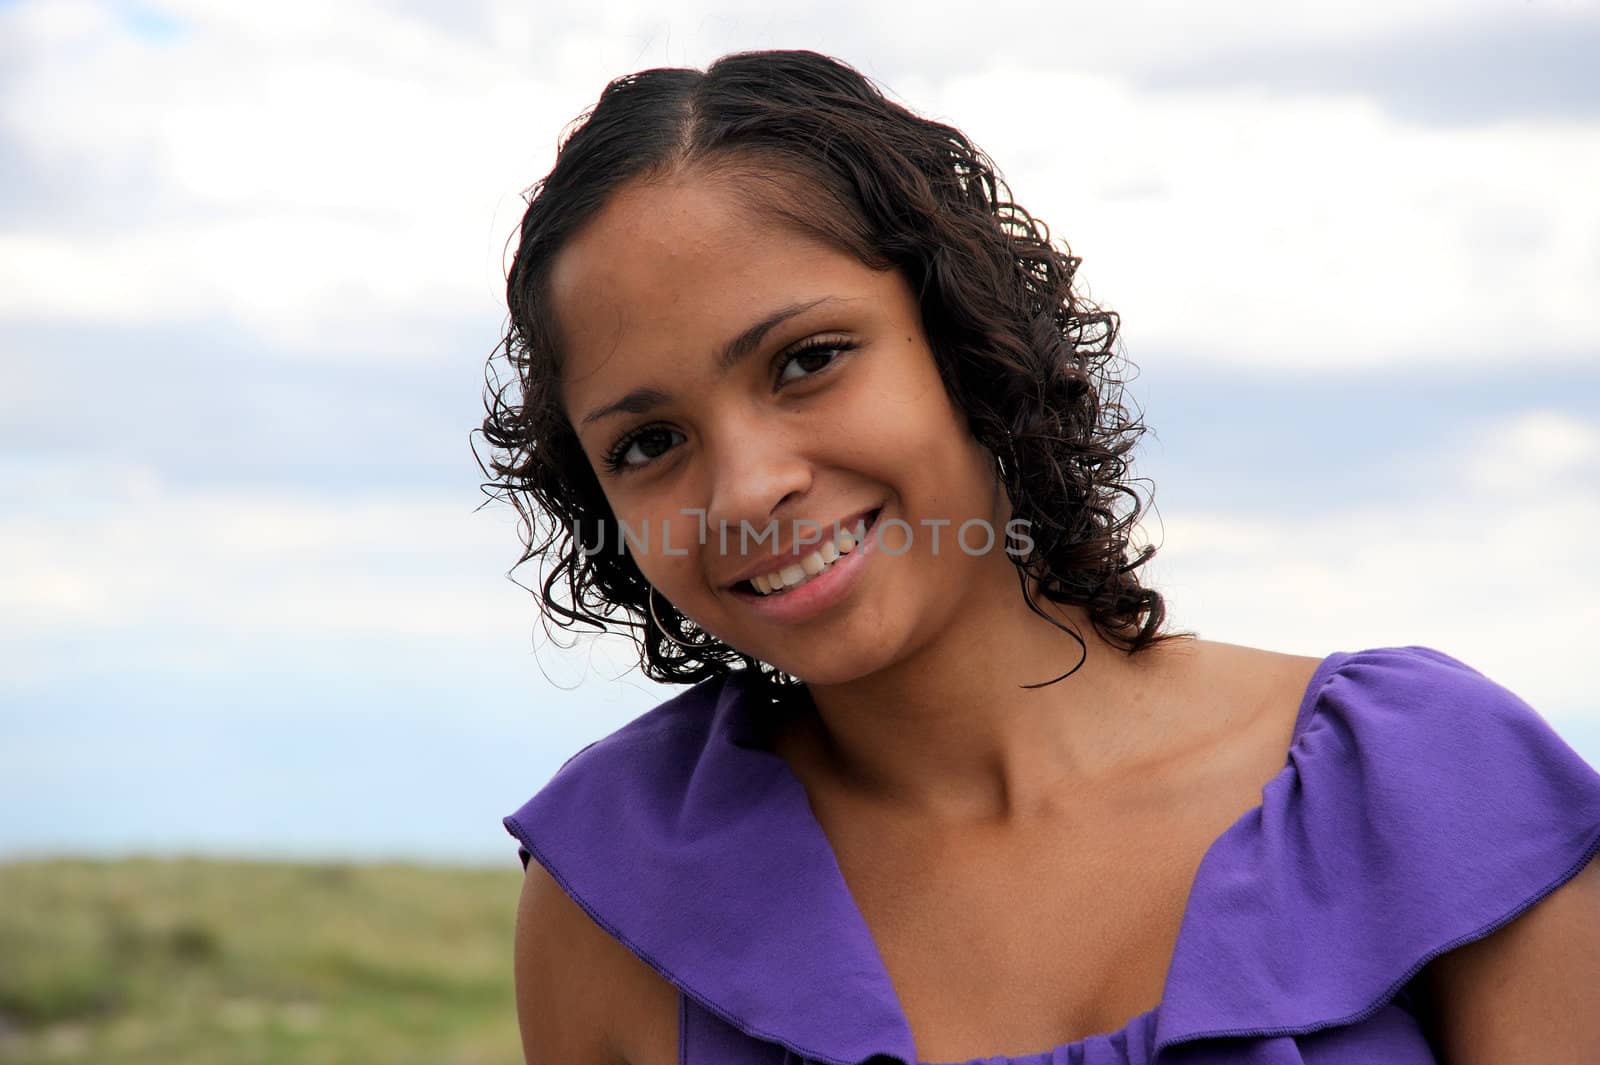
602;425;684;474
776;338;856;387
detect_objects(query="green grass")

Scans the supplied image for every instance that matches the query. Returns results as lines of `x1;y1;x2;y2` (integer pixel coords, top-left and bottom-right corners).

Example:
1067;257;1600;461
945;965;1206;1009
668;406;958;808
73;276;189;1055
0;857;527;1065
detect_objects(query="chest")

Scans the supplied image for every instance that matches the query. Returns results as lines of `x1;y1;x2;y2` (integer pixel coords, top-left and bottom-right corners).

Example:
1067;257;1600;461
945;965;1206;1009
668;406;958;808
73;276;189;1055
816;775;1267;1063
610;798;1268;1065
619;650;1325;1065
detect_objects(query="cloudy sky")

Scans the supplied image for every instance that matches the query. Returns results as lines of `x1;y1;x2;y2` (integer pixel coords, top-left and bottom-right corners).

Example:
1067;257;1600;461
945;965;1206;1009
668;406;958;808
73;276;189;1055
3;0;1597;865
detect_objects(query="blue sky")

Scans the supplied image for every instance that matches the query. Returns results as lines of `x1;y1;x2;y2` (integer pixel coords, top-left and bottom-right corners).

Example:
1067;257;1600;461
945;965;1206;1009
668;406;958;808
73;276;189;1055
3;0;1598;866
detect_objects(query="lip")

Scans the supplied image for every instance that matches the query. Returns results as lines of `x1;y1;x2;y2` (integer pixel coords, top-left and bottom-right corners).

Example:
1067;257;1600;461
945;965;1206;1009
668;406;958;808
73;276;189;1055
722;506;883;588
727;507;884;625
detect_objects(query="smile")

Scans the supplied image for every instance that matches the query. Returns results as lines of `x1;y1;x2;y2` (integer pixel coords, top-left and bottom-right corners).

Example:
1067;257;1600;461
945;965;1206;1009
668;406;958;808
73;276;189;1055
744;516;868;595
728;507;884;624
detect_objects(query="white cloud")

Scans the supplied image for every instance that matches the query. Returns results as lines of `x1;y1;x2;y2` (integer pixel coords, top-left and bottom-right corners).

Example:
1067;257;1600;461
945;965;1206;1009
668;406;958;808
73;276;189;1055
0;465;518;638
2;0;1596;368
1459;409;1600;492
5;0;1596;857
1146;410;1600;722
911;70;1600;371
0;451;659;696
0;0;616;356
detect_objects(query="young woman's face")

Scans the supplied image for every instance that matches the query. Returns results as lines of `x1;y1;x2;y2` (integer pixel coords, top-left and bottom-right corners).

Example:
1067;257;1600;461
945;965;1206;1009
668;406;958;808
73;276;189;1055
551;170;1014;685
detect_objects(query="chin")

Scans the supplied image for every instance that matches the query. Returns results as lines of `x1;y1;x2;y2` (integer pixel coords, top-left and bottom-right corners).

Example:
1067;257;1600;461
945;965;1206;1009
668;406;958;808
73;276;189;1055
760;644;892;688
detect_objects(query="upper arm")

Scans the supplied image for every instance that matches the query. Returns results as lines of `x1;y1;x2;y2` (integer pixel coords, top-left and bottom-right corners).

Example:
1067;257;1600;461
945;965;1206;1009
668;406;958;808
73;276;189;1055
513;859;630;1065
1414;849;1600;1065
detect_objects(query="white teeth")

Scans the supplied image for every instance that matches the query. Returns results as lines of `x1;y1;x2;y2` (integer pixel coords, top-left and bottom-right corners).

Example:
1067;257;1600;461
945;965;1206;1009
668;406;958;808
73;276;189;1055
746;513;873;596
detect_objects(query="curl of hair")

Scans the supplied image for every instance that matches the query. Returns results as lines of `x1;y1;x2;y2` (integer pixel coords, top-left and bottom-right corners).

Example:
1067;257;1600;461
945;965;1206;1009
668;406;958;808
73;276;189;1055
474;49;1190;712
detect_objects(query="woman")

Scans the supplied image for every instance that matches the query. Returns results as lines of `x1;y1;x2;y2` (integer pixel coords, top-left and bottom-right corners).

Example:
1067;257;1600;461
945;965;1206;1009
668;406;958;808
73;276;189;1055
481;50;1600;1065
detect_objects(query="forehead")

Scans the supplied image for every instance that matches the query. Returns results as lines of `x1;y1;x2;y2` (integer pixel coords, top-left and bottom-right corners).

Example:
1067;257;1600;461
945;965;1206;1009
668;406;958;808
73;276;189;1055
548;173;871;411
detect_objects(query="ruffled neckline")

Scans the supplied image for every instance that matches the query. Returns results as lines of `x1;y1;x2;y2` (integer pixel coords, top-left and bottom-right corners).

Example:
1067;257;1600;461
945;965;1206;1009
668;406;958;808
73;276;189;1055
507;651;1345;1064
504;645;1600;1065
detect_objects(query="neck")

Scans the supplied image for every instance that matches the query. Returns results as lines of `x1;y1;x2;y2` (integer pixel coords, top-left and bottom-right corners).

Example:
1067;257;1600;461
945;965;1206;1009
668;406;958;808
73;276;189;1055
783;576;1198;827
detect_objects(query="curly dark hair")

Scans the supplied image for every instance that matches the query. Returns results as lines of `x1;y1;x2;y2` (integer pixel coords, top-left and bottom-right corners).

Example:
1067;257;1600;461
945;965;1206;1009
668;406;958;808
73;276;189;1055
475;48;1188;710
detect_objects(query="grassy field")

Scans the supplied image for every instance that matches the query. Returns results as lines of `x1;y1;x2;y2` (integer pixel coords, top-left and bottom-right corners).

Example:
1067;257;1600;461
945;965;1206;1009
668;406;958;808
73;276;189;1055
0;857;527;1065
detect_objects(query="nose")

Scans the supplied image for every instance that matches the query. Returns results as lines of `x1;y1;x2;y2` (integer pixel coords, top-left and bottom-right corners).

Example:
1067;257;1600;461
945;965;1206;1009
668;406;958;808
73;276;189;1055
702;423;814;561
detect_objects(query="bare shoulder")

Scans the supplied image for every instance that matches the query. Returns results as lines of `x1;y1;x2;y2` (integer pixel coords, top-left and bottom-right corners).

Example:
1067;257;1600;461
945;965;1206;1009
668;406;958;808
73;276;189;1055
1156;639;1328;762
1412;849;1600;1061
1172;636;1324;681
1217;639;1327;735
513;860;680;1065
1219;640;1328;704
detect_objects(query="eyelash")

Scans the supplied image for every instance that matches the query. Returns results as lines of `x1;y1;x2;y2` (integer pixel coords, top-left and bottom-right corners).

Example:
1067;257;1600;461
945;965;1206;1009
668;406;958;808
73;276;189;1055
600;336;857;475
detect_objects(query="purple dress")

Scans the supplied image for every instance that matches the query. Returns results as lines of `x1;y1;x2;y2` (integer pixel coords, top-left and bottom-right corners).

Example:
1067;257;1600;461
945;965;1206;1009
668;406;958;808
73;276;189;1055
503;645;1600;1064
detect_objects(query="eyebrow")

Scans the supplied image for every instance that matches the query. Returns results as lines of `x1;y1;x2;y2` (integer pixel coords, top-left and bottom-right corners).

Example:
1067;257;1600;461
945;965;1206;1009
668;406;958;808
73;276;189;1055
577;296;848;429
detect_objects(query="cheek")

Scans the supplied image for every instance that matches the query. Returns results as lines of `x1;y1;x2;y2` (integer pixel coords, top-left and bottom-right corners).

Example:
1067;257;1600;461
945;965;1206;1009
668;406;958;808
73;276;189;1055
594;495;678;577
844;343;954;440
624;506;701;567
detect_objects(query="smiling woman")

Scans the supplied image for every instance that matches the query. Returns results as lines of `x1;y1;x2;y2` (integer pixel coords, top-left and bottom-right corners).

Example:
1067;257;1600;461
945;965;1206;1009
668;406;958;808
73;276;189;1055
474;49;1600;1065
480;50;1169;699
